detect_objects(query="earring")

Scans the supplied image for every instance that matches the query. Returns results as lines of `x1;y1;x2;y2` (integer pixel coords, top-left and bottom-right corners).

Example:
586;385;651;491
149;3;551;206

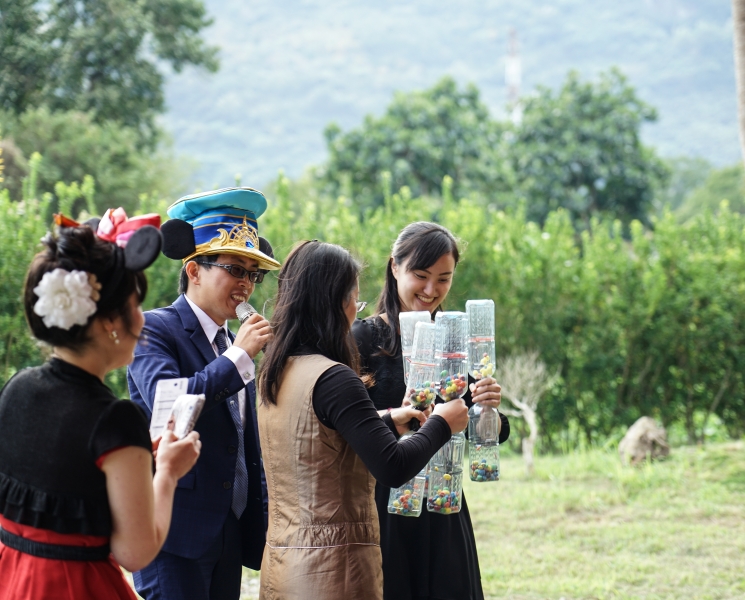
110;330;120;345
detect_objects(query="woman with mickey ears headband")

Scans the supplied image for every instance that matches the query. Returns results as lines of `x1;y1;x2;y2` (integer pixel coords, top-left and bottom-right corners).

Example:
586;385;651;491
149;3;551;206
0;210;201;600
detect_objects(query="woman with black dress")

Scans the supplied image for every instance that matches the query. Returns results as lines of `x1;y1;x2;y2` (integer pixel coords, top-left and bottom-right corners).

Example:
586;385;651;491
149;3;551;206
256;240;469;599
0;218;201;599
352;221;510;600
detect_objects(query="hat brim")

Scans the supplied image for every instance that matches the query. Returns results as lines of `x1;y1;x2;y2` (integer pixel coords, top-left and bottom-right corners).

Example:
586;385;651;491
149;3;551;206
185;247;281;270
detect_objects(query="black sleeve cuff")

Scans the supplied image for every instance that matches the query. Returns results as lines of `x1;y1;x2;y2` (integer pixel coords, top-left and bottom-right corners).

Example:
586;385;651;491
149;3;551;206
381;411;400;438
498;412;510;443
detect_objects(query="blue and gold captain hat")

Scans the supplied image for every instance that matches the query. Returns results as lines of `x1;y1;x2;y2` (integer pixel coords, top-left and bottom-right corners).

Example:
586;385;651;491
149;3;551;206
161;187;281;270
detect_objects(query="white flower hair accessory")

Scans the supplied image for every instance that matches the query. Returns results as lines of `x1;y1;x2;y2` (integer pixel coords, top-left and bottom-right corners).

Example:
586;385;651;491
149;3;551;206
33;269;100;330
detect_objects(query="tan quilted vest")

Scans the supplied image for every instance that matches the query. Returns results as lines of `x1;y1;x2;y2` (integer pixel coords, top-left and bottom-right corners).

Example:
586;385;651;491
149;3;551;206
257;355;382;600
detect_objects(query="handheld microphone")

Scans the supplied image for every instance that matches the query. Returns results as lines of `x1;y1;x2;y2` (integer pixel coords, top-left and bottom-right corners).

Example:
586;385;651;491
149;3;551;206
235;302;258;324
236;302;269;354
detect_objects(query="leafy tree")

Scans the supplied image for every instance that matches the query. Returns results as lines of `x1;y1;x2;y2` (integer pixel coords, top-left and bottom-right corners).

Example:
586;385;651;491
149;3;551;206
0;0;52;115
675;163;745;221
261;172;745;445
655;156;713;214
320;76;511;213
0;136;27;200
0;151;51;387
0;0;219;145
1;107;191;214
509;69;669;231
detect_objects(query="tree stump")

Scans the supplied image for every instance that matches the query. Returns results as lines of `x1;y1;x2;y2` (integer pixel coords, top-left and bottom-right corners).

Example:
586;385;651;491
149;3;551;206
618;417;670;466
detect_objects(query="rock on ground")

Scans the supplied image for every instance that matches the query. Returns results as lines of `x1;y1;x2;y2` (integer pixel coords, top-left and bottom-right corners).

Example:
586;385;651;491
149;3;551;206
619;416;670;466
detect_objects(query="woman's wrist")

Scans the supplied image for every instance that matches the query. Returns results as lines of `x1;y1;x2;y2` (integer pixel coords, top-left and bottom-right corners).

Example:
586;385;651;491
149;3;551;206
153;466;179;490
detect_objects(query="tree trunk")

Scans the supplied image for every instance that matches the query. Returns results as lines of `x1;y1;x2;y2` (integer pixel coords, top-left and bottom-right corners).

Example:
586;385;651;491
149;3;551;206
522;437;534;476
700;366;732;443
732;0;745;163
684;388;696;445
522;406;539;475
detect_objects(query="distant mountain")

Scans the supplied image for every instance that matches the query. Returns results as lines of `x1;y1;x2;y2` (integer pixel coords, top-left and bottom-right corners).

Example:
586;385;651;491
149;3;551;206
160;0;737;190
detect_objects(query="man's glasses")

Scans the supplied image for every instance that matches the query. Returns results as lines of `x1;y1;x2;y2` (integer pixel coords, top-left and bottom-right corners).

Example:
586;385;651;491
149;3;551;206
356;301;367;313
196;261;265;283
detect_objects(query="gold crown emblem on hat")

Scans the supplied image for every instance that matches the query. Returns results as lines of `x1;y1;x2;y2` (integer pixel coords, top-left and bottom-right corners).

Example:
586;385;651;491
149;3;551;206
207;216;259;252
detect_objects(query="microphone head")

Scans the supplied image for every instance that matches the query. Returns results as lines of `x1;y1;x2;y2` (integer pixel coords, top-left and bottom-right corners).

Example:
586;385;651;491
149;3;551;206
236;302;257;324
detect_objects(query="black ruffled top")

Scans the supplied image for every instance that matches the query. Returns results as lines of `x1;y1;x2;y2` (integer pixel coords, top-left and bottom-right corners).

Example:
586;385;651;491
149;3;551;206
0;358;151;536
352;316;408;411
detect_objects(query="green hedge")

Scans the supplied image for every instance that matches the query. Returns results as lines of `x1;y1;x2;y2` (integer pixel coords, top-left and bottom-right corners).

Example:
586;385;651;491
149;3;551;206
2;170;743;448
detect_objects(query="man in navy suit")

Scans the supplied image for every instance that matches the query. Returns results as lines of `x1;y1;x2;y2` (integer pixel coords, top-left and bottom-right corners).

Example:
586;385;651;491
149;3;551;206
127;188;281;600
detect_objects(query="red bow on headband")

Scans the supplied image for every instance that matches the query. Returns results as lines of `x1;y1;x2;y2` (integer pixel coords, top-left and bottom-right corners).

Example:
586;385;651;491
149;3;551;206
54;208;161;247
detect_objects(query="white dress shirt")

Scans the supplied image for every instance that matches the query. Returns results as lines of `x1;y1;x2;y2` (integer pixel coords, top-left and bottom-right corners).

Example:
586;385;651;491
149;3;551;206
184;294;254;427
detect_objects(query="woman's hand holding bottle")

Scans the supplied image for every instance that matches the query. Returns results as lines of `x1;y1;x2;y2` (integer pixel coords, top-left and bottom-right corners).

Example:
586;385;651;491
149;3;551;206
469;376;502;409
432;399;468;433
389;406;427;436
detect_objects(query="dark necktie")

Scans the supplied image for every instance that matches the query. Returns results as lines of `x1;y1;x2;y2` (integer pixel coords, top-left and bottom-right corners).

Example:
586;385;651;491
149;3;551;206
213;328;248;518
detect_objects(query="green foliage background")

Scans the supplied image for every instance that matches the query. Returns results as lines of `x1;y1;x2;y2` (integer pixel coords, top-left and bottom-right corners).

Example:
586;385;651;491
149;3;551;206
3;156;743;449
0;0;219;145
0;107;190;215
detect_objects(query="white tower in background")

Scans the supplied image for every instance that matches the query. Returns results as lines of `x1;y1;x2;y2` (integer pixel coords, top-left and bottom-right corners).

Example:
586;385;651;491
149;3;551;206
505;28;522;125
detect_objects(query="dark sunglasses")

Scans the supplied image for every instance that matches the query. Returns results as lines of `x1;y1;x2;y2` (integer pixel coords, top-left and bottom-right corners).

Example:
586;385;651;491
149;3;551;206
196;261;265;283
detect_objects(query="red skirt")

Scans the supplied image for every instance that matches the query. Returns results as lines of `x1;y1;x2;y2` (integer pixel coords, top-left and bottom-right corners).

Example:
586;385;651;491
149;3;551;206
0;516;136;600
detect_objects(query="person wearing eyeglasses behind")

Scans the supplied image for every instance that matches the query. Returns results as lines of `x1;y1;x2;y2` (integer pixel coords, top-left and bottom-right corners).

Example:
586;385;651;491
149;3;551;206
256;240;468;599
126;188;280;600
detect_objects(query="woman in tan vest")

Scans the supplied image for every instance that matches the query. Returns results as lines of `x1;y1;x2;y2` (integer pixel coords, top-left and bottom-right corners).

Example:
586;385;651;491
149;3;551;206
257;241;468;600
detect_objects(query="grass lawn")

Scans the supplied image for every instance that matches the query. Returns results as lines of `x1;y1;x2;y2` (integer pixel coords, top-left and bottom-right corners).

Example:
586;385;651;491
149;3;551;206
467;441;745;600
127;442;745;599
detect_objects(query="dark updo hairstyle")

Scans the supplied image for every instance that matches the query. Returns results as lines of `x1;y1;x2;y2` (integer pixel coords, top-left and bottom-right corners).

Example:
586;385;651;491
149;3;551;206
23;225;148;352
258;240;362;406
374;221;460;356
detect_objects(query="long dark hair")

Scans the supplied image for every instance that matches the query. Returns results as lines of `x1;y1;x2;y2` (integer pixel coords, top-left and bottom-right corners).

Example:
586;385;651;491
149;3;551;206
374;221;460;356
258;240;362;405
23;225;148;352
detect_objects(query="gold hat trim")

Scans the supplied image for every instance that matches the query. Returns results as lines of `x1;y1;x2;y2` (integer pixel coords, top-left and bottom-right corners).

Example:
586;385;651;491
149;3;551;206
182;216;281;270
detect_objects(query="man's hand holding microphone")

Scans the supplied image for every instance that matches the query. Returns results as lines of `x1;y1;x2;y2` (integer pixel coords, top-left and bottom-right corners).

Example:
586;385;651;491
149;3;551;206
235;302;272;359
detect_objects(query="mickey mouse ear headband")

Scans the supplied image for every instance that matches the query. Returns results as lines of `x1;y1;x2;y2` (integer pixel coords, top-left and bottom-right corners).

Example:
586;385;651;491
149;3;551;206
257;237;275;274
56;209;163;272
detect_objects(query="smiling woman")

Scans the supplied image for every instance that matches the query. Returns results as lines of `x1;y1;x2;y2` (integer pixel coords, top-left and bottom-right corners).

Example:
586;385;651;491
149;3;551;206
352;221;510;600
391;252;456;313
371;221;461;356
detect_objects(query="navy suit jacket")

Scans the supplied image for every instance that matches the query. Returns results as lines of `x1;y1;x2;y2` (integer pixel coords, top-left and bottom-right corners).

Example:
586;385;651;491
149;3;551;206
127;294;266;569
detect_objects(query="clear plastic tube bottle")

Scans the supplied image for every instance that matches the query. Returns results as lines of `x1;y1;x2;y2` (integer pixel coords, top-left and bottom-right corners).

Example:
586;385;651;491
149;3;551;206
388;322;437;517
404;321;438;411
466;299;499;482
427;311;469;514
427;429;465;514
387;432;427;517
399;311;432;382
